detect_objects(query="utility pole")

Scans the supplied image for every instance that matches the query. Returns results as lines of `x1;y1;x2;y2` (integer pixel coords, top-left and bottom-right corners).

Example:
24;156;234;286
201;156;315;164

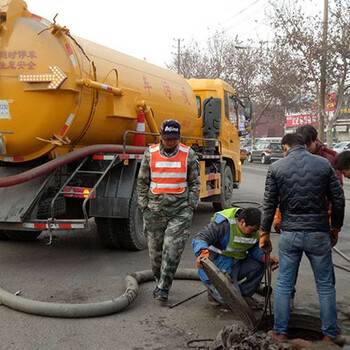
177;38;181;74
319;0;328;142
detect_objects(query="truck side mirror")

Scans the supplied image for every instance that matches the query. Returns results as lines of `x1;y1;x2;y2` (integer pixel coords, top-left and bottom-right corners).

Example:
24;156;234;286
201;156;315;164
203;97;221;138
244;101;253;120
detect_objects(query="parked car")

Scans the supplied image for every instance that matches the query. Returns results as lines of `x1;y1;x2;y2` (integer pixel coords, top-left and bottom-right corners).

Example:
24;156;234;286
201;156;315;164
247;141;283;164
333;141;350;153
240;138;260;153
240;149;247;164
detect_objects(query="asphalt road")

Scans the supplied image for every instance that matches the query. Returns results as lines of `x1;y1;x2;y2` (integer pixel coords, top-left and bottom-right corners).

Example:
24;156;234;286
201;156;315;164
0;162;349;349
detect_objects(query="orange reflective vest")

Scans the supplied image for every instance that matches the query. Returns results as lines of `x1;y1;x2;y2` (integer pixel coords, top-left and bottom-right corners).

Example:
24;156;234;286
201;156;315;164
150;143;189;194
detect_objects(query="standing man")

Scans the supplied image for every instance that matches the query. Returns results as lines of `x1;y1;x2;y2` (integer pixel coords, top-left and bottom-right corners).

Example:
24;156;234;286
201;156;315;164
273;125;344;309
137;119;200;303
259;133;345;345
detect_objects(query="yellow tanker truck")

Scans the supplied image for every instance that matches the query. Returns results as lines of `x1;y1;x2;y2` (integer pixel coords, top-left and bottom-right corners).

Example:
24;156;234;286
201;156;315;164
0;0;252;249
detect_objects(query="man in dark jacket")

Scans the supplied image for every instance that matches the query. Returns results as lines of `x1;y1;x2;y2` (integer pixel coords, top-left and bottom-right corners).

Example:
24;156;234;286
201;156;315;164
259;133;345;345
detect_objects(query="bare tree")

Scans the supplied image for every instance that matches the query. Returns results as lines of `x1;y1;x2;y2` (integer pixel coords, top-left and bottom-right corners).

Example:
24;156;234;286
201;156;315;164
269;0;350;145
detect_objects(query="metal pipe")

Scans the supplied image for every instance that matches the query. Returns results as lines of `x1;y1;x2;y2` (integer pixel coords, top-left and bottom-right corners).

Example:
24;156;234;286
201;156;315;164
0;144;146;188
76;78;122;95
136;101;159;135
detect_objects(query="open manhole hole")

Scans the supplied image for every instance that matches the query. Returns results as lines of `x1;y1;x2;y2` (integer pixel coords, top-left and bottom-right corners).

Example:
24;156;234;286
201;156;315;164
231;201;262;210
259;312;342;341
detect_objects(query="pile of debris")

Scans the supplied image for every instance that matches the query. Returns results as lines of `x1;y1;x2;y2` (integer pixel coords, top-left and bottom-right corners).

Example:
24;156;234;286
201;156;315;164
211;323;343;350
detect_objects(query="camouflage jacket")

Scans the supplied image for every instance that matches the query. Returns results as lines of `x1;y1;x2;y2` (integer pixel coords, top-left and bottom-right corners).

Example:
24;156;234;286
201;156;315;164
137;142;200;215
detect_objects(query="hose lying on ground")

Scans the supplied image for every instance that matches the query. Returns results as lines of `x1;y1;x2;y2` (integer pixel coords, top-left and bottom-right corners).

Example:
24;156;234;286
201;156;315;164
0;269;199;318
1;247;349;318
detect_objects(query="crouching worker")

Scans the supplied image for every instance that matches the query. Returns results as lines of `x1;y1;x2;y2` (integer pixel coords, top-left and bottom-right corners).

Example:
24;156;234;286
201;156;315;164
192;207;278;309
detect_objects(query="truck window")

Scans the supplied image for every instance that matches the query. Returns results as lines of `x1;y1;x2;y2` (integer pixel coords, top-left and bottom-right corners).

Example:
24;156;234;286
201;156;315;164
224;91;229;119
196;96;201;118
229;96;238;128
224;91;238;128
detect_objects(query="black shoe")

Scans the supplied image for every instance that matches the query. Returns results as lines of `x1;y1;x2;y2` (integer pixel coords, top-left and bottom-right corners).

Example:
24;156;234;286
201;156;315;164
154;289;168;302
153;286;160;298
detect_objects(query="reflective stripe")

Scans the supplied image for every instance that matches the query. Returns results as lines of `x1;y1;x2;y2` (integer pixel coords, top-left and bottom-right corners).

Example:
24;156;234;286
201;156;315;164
151;172;187;178
224;247;247;252
179;145;189;153
136;122;145;132
234;236;258;244
150;182;188;189
155;161;181;168
150;145;160;152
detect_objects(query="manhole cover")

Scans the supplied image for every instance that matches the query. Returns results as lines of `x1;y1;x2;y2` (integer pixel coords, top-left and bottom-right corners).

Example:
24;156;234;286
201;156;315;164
201;257;256;329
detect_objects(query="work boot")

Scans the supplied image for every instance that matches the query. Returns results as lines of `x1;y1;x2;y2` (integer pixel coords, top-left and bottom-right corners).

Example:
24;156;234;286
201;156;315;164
243;296;263;309
153;286;160;298
322;334;345;346
154;288;168;302
207;291;221;306
267;330;288;343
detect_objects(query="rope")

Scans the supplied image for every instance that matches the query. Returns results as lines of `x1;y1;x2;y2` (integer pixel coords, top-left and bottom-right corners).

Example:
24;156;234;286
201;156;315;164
250;252;273;334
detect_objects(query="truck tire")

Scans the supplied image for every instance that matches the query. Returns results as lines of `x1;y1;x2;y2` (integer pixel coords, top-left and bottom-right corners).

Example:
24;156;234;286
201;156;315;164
119;187;147;251
248;153;253;163
4;230;41;241
95;217;122;249
37;197;66;219
212;165;234;211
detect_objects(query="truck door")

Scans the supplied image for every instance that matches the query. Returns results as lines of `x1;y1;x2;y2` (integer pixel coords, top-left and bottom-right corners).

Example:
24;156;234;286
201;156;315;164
221;91;239;158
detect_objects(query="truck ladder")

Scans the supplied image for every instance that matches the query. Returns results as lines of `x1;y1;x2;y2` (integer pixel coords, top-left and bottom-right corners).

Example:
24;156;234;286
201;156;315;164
48;155;119;230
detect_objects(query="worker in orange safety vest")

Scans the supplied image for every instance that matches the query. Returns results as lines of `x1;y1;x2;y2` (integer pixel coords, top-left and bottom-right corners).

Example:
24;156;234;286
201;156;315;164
137;119;200;303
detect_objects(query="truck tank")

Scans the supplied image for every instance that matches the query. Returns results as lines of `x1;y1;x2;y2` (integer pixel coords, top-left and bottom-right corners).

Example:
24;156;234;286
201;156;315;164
0;0;200;162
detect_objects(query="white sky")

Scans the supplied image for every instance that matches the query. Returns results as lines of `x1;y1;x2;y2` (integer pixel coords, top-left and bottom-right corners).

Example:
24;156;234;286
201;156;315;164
27;0;323;68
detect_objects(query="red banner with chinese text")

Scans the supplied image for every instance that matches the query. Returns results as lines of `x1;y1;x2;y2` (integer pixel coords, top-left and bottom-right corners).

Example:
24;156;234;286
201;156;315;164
285;114;318;128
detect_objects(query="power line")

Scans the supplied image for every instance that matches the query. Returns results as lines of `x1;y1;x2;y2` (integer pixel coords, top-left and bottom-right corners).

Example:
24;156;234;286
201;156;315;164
206;0;268;40
223;2;269;33
221;0;263;24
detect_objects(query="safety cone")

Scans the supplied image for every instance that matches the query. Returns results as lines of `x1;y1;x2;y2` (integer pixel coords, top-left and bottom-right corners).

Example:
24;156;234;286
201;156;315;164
133;108;146;146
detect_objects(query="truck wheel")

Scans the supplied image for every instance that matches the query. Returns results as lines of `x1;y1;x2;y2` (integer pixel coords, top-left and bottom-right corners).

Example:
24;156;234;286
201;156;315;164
4;230;41;241
0;230;9;240
95;217;122;249
119;187;147;251
248;153;253;163
213;165;234;211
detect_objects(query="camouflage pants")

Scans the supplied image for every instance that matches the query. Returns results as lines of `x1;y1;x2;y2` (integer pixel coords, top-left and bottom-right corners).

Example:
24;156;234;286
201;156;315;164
143;206;193;292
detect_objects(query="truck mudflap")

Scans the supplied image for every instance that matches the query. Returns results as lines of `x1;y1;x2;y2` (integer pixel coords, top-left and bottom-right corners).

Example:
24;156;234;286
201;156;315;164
0;166;52;223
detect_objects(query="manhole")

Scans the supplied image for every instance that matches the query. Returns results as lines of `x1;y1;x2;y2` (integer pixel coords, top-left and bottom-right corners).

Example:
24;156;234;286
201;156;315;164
259;312;341;341
231;201;262;209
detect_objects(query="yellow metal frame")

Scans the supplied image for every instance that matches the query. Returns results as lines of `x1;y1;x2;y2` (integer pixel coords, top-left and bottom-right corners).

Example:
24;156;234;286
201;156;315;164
199;161;221;198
